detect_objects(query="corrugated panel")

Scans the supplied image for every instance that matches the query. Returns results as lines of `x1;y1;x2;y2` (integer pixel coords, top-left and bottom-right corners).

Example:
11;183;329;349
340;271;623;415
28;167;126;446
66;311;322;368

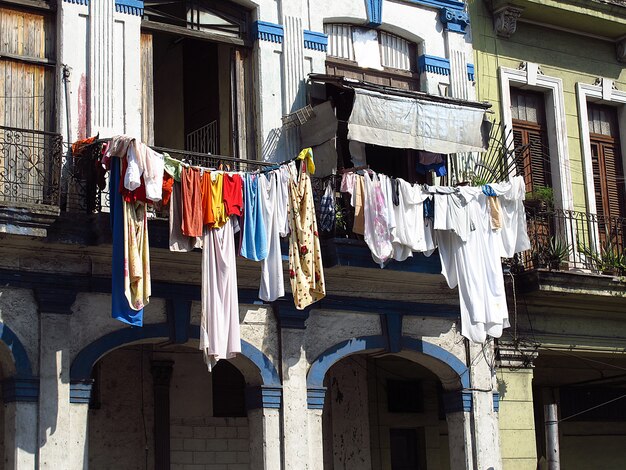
379;31;410;71
324;24;354;61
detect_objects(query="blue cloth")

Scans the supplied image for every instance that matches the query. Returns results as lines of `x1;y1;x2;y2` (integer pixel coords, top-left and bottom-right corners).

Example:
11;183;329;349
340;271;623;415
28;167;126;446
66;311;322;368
423;196;434;219
240;174;268;261
110;157;143;326
482;184;497;197
416;162;447;177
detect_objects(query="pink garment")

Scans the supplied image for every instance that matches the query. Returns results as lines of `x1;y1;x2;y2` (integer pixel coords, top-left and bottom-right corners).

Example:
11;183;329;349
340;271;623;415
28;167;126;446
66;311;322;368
200;218;241;371
340;172;356;197
363;171;393;267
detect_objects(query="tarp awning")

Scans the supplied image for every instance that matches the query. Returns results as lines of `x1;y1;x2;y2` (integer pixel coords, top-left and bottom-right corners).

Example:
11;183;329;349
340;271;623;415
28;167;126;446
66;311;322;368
347;88;490;154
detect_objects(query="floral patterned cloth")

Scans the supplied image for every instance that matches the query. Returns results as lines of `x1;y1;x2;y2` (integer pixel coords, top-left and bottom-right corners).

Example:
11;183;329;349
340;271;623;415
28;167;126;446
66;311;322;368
124;199;151;311
287;163;326;309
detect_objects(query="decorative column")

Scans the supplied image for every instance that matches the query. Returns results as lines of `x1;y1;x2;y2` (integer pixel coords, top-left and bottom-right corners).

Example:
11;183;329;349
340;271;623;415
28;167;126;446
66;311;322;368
151;360;174;470
2;377;39;469
497;341;539;468
246;386;282;469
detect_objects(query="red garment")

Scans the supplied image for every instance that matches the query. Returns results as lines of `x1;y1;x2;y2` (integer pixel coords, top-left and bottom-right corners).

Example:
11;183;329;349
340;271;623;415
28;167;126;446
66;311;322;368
223;173;243;216
120;156;148;203
201;171;214;226
181;167;203;237
162;173;174;206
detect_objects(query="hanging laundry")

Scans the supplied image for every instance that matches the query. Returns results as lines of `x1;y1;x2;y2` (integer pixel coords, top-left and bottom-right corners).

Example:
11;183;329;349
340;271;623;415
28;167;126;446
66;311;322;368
123;198;151;312
164;153;183;181
162;173;174;206
241;173;268;261
352;175;366;235
318;181;336;233
201;171;215;226
223;173;244;217
363;171;393;266
277;164;291;237
200;218;241;371
210;172;228;229
258;171;285;302
436;190;509;343
169;181;196;252
287;164;326;309
181;167;203;237
296;147;316;174
110;157;144;326
489;176;532;257
431;186;474;242
389;179;431;261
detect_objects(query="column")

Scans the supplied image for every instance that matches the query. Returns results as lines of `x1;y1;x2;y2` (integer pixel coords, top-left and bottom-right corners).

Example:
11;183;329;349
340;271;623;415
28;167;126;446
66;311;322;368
68;381;93;470
38;312;72;469
35;287;80;470
281;328;311;469
247;387;282;470
443;391;474;470
151;360;174;470
2;378;39;469
498;342;539;469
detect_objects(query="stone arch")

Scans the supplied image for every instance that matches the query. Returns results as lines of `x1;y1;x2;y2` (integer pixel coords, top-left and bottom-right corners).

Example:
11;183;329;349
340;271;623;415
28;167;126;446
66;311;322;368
0;321;33;378
70;323;280;387
307;335;468;391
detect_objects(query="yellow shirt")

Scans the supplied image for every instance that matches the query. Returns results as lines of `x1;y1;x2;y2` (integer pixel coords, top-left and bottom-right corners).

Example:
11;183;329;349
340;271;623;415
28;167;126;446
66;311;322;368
210;173;228;229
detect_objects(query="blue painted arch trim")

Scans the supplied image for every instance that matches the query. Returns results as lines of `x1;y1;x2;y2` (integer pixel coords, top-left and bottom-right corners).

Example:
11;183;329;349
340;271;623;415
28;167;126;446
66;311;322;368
70;323;280;387
0;321;33;378
306;335;469;389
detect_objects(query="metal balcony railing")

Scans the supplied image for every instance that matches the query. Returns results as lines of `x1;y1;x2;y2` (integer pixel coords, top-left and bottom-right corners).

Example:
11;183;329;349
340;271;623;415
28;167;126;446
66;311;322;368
520;209;626;275
0;125;63;207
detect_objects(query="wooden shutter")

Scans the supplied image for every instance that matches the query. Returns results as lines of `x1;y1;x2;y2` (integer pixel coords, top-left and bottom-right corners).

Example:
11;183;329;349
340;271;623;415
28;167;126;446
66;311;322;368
140;33;154;146
512;124;551;193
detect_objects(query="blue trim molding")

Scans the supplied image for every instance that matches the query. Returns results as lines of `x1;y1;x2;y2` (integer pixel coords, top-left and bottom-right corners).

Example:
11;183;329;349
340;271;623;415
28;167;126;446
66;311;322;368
418;55;450;76
115;0;143;16
246;385;282;410
63;0;89;5
253;21;284;44
2;377;39;403
365;0;384;27
443;389;472;413
307;387;327;410
467;63;475;81
493;391;500;412
70;323;281;388
439;7;470;34
303;30;328;52
70;380;93;404
0;322;33;378
307;335;469;393
404;0;465;11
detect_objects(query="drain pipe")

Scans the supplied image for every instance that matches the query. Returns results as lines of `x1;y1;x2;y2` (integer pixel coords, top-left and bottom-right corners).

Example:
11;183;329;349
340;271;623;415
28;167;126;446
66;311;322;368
61;65;72;210
544;387;560;470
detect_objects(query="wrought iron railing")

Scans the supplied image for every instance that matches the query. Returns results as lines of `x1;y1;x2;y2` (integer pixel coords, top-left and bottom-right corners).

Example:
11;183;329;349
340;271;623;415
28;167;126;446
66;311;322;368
0;125;63;206
519;208;626;275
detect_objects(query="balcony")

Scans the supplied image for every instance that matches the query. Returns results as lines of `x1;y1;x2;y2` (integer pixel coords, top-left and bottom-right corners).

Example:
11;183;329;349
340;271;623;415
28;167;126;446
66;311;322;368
0;125;63;236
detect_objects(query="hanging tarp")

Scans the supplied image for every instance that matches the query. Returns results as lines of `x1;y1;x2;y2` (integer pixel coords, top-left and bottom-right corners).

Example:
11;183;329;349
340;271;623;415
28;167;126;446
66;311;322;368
347;88;489;154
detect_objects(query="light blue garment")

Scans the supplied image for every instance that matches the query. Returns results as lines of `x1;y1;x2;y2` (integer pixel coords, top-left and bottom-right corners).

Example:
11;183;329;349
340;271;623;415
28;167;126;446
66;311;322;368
240;173;268;261
110;157;143;326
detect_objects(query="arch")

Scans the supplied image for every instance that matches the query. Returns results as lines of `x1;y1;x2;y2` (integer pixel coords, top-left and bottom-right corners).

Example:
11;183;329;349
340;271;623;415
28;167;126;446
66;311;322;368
70;323;280;387
0;321;33;377
306;335;469;390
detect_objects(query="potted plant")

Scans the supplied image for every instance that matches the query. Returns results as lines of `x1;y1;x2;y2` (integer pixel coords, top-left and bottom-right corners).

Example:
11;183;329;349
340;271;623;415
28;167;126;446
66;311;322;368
545;237;571;271
525;186;554;212
578;240;626;276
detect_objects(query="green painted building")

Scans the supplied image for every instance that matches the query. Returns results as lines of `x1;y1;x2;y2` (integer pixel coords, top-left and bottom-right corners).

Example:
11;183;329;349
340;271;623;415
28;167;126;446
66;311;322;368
469;1;626;469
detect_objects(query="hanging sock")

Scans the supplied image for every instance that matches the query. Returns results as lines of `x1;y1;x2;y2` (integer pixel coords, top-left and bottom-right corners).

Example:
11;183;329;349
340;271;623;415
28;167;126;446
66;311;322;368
110;157;144;326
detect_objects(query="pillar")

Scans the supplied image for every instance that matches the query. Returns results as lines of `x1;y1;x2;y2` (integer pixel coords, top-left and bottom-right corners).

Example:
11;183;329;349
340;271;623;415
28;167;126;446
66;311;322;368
247;386;282;470
2;378;39;469
444;391;474;470
151;360;174;470
68;381;93;470
35;287;80;470
498;342;539;469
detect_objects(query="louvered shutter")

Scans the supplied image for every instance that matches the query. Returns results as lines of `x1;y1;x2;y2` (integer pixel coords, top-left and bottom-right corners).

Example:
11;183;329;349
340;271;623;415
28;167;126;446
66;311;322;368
603;143;625;220
512;125;551;193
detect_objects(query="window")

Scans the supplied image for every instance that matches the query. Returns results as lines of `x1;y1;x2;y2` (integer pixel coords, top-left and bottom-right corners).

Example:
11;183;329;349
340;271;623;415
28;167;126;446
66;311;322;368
511;88;551;193
588;103;625;224
324;23;418;91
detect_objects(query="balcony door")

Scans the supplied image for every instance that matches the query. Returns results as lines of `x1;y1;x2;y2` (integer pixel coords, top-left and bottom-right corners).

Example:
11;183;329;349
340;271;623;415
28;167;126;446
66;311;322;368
588;103;625;249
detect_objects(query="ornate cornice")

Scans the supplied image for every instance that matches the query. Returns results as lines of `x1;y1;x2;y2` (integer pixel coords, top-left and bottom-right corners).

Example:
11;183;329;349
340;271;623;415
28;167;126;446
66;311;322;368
303;30;328;52
418;54;451;75
252;21;284;44
493;5;524;39
439;7;470;34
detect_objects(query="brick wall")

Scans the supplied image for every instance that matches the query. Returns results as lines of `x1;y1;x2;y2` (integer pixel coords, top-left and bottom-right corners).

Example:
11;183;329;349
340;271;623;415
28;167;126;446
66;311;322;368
170;417;250;470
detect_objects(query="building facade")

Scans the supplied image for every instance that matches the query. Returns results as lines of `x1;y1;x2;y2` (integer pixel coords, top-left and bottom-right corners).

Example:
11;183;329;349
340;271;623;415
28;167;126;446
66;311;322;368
0;0;533;469
470;1;626;469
